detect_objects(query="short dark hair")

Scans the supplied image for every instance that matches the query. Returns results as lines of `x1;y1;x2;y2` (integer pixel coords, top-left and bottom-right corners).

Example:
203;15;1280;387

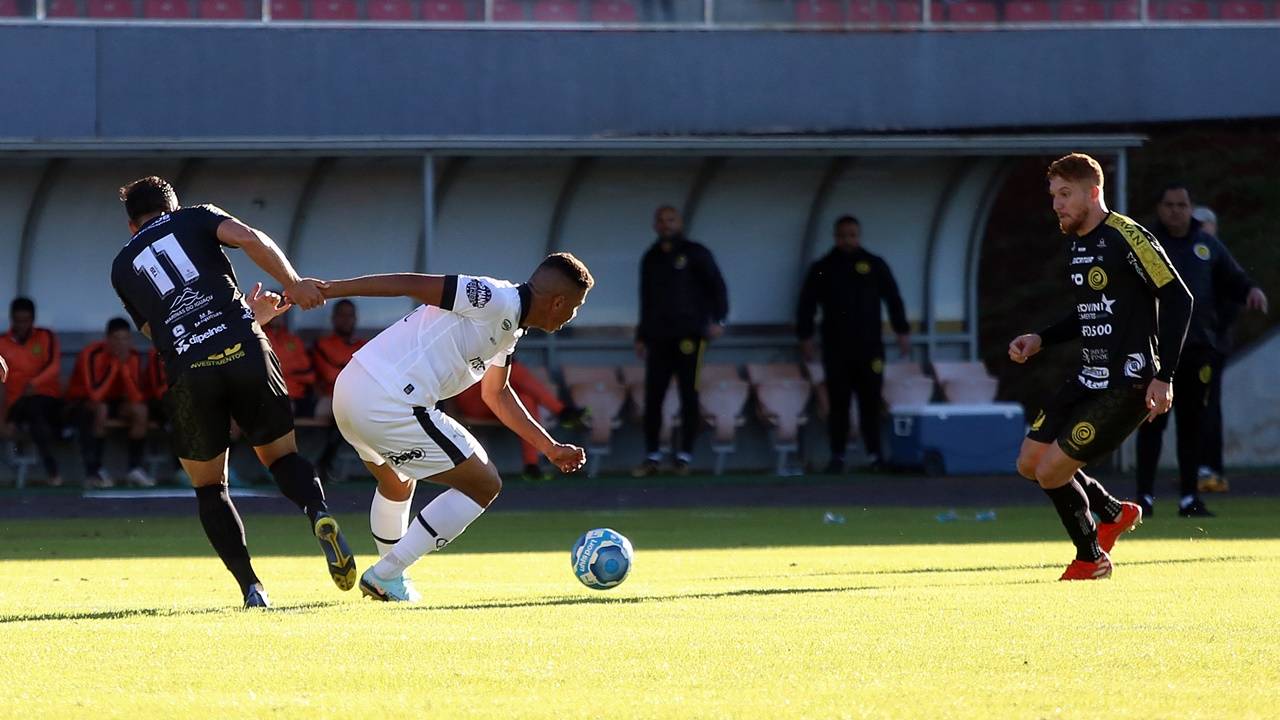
118;176;179;223
333;299;356;313
106;317;132;334
1158;182;1192;204
538;252;595;291
10;297;34;317
833;215;860;232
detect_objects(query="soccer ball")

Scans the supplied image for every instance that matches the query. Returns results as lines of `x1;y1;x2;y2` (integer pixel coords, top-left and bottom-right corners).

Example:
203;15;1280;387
570;528;633;590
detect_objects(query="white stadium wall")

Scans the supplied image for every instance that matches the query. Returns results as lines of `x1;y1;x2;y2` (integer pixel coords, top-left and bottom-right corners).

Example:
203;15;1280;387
0;160;45;311
1220;335;1280;467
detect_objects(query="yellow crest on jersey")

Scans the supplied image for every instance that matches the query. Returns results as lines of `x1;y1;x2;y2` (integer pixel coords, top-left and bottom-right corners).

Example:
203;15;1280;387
1087;266;1108;291
1194;243;1211;261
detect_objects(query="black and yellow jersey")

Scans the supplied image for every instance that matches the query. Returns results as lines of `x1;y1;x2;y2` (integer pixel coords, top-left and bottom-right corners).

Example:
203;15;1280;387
1038;212;1194;389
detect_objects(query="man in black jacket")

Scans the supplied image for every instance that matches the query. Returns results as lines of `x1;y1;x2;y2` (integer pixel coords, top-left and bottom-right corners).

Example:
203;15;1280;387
1135;185;1268;518
798;215;911;473
633;205;728;477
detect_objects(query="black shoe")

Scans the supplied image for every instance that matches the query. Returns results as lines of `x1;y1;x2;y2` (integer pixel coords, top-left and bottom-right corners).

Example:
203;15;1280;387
522;463;552;481
314;512;357;591
557;406;590;431
1138;495;1155;518
1178;499;1215;518
631;459;661;478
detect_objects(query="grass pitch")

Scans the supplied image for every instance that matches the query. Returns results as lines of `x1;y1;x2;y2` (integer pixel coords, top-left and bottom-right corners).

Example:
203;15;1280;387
3;497;1280;719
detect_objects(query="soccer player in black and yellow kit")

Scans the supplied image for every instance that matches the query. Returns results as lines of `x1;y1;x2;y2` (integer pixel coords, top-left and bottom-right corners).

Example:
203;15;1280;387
1009;154;1193;581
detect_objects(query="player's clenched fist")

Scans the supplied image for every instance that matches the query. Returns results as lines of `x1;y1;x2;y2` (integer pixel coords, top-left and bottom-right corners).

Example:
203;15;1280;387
285;278;327;310
546;443;587;474
1008;333;1043;364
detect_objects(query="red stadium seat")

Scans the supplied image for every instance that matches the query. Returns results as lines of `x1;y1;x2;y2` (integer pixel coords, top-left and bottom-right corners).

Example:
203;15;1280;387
311;0;356;18
1154;0;1209;17
269;0;303;16
368;0;413;18
492;0;524;18
422;0;467;18
590;0;635;20
847;0;897;21
531;0;577;20
1220;0;1269;17
945;0;997;21
144;0;189;16
1110;0;1139;18
1004;0;1053;19
1057;0;1106;19
88;0;134;16
894;0;921;19
0;0;20;16
199;0;252;16
47;0;81;15
794;0;843;22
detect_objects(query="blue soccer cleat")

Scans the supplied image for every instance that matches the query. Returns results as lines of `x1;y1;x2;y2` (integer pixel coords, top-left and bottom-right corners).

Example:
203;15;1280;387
243;583;271;609
314;512;357;591
359;567;421;603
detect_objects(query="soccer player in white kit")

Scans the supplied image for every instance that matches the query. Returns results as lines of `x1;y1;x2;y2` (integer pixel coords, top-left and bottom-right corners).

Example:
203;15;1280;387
314;253;593;601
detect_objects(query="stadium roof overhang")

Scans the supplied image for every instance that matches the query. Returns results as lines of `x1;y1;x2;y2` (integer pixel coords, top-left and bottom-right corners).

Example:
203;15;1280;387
0;133;1146;157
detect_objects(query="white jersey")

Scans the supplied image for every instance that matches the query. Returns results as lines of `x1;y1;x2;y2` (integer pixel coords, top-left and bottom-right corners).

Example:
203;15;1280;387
351;275;528;407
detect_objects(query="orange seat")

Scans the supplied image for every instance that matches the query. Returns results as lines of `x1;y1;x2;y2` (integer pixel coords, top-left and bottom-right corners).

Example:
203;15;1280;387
754;378;812;475
700;378;751;475
567;380;627;477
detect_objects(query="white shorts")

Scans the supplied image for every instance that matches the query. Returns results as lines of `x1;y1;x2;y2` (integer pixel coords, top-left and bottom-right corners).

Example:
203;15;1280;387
332;359;487;482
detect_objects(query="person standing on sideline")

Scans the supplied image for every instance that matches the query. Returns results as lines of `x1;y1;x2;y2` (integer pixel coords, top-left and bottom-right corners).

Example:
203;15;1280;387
1134;187;1267;518
797;215;911;473
633;205;729;477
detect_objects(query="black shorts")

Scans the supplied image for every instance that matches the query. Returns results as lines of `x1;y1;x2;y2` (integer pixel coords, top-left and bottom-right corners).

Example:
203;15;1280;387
6;394;63;427
163;336;294;461
1027;380;1149;463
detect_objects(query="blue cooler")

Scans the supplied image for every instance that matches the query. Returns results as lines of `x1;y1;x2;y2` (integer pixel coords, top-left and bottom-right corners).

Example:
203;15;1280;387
883;403;1026;476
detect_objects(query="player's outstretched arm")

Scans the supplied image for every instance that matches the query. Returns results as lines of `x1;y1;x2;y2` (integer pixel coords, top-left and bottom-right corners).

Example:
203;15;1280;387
479;365;586;474
317;273;447;308
216;219;323;310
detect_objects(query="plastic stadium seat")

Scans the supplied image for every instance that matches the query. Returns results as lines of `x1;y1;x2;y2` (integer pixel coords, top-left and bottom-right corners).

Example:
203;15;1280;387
1004;0;1053;19
368;0;414;18
269;0;304;17
753;378;812;476
882;361;925;384
699;364;742;384
1110;0;1139;18
794;0;843;22
1057;0;1106;19
47;0;81;15
0;0;20;15
848;0;897;21
1220;0;1269;16
531;0;576;20
745;363;805;385
145;0;189;16
200;0;252;17
562;366;621;387
1155;0;1209;17
940;377;999;403
312;0;356;18
590;0;635;20
88;0;134;16
882;362;934;406
931;361;991;385
422;0;467;18
562;368;626;477
700;378;751;475
945;0;997;20
894;0;921;19
492;0;523;18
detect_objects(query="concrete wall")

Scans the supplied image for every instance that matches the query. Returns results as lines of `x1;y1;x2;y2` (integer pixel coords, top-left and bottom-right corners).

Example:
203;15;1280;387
1;26;1278;141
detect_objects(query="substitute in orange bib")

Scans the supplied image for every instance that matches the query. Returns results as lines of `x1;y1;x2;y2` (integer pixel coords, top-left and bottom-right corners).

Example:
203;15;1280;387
0;297;64;486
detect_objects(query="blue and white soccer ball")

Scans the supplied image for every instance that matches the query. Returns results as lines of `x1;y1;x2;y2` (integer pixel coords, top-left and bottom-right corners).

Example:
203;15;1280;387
571;528;633;590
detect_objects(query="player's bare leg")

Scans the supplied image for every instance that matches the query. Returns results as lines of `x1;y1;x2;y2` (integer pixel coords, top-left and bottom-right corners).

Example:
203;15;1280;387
361;454;500;602
1019;439;1110;580
254;431;356;591
182;451;267;607
123;401;155;487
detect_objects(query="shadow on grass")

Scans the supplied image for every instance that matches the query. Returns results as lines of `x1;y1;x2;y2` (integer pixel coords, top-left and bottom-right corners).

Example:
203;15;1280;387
0;600;342;625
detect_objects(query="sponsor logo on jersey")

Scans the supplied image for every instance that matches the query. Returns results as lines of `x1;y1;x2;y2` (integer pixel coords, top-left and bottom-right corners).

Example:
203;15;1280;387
1076;294;1116;320
1107;214;1174;288
1082;348;1109;364
1081;366;1109;379
502;319;513;331
469;357;486;373
172;324;187;338
1087;266;1108;291
1071;255;1096;265
1194;243;1211;261
465;279;492;309
190;343;245;368
386;447;426;466
175;323;227;355
1070;422;1097;446
166;288;214;324
1081;377;1109;390
1081;323;1112;337
1124;352;1147;379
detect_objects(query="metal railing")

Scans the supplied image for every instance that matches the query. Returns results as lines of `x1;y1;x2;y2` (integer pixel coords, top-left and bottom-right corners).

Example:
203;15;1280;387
13;0;1278;26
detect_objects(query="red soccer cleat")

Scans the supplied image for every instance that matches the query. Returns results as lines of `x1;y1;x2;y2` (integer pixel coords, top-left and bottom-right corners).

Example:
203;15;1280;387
1097;501;1143;554
1059;552;1112;581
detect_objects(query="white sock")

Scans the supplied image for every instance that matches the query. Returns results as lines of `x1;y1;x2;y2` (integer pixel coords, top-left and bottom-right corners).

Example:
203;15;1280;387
369;490;412;557
1180;494;1196;509
373;488;484;579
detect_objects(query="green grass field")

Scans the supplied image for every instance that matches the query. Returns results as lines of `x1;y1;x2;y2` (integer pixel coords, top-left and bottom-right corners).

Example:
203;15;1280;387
3;498;1280;719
